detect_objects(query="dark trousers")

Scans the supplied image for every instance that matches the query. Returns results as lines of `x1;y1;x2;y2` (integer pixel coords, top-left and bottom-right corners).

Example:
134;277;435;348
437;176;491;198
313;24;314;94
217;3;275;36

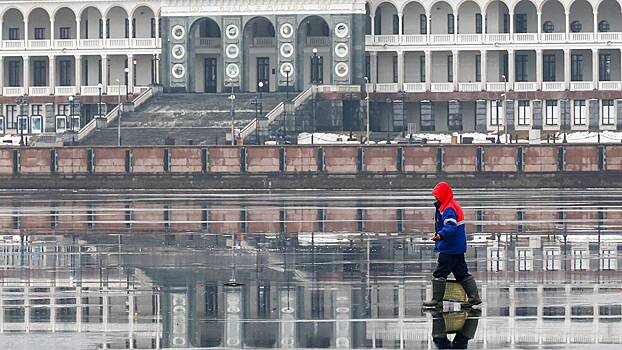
433;253;471;282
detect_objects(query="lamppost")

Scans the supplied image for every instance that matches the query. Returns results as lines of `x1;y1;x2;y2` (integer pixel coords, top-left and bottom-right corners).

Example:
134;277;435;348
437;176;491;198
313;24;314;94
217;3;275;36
228;81;236;146
68;95;75;132
16;95;27;146
97;83;103;117
364;76;370;144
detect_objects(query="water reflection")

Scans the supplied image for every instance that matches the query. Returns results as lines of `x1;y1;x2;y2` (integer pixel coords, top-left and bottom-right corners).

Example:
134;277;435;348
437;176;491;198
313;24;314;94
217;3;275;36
0;189;621;348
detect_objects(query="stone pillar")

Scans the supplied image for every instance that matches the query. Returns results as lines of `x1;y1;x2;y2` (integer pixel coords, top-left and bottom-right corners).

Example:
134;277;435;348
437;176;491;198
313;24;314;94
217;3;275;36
398;13;403;35
564;11;570;39
397;51;404;85
24;19;28;44
101;55;108;90
370;12;375;36
370;52;378;83
23;56;30;89
426;12;431;42
50;19;55;42
154;16;160;38
76;18;81;40
564;49;571;89
453;10;458;41
537;12;542;39
480;50;487;87
452;50;459;90
536;49;543;89
593;11;598;37
49;55;55;89
420;100;434;131
482;14;487;35
75;55;82;90
102;16;107;40
509;12;514;37
128;54;134;94
424;51;431;91
592;49;599;87
128;16;133;39
507;49;515;86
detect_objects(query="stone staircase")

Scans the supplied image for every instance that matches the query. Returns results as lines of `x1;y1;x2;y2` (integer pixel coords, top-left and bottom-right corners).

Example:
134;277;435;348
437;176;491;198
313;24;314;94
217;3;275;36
83;92;289;146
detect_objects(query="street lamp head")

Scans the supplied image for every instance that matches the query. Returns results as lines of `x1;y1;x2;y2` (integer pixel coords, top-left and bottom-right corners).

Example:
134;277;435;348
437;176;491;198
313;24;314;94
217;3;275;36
133;59;137;65
258;81;264;88
312;47;318;54
68;95;74;102
363;76;369;83
97;83;103;89
124;67;129;73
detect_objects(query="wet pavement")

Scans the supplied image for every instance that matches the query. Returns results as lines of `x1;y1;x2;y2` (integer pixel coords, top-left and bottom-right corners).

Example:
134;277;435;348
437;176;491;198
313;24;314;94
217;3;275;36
0;189;621;349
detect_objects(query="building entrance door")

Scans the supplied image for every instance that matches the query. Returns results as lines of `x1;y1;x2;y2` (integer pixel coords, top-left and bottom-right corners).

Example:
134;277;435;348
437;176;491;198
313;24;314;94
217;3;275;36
204;58;217;93
257;57;270;92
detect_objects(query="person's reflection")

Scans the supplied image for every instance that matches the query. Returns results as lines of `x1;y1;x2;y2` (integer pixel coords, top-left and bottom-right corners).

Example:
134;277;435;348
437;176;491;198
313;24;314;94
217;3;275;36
432;310;480;349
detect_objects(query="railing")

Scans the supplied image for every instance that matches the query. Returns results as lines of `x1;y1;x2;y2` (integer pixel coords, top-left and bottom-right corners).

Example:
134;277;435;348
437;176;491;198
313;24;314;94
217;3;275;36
570;81;594;91
598;32;621;41
252;37;275;47
514;33;538;42
81;86;102;96
79;39;103;48
375;83;399;93
542;33;565;42
77;87;154;142
431;83;453;92
106;38;129;48
430;34;453;44
3;40;25;49
366;35;400;45
402;35;426;44
484;34;510;43
28;40;51;49
458;34;481;43
3;87;25;96
29;86;51;96
131;38;157;48
198;37;221;48
458;82;481;92
107;85;128;96
403;83;426;92
55;86;77;95
306;37;330;46
53;39;77;49
568;33;593;42
133;86;151;94
599;81;621;90
364;83;375;93
542;81;565;91
316;85;361;93
486;82;509;92
514;82;538;92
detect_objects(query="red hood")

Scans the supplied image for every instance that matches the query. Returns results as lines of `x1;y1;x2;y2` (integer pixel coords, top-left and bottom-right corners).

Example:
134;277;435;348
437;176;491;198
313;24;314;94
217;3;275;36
432;181;454;211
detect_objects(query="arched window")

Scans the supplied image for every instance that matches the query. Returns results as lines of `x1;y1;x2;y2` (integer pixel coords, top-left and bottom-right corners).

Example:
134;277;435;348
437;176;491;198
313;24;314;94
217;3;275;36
543;21;554;33
570;21;582;33
598;20;610;32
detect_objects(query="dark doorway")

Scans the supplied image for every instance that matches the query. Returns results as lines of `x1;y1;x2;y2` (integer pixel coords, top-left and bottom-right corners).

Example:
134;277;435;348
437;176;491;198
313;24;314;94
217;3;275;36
257;57;270;92
204;57;217;93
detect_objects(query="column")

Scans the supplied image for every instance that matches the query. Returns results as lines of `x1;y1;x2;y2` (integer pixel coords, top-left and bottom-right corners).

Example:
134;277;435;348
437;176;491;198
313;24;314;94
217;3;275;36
507;49;515;86
482;14;487;36
425;51;431;90
537;12;542;39
49;55;56;88
564;11;570;39
509;12;514;37
75;55;82;90
50;19;55;42
155;54;160;84
480;50;487;88
76;17;81;40
24;19;28;45
563;49;570;89
592;48;599;86
536;49;543;89
426;12;431;42
370;52;378;83
452;50;459;90
102;16;107;40
593;11;598;37
128;54;134;93
0;19;3;41
23;56;30;89
154;16;160;39
398;13;403;36
128;16;133;40
453;11;458;41
370;12;375;36
101;55;108;90
397;51;404;85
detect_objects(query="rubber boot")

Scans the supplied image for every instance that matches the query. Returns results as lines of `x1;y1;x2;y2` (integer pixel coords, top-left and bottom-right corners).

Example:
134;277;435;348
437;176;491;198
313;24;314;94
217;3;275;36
423;277;446;308
460;276;482;309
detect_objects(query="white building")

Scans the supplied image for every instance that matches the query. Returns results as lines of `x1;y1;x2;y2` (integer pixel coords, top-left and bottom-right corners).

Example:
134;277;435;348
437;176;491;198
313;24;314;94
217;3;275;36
1;0;622;139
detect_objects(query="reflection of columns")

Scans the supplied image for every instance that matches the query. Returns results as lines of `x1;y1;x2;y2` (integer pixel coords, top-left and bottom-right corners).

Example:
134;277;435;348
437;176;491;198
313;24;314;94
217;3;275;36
507;49;514;86
397;51;404;84
128;54;134;93
154;16;160;38
536;49;542;89
592;48;599;86
537;12;542;39
279;288;296;348
452;50;459;90
480;50;487;87
563;49;570;89
101;55;108;90
425;51;431;90
23;56;30;89
75;55;82;89
335;287;351;349
49;55;56;88
225;287;242;349
370;52;377;83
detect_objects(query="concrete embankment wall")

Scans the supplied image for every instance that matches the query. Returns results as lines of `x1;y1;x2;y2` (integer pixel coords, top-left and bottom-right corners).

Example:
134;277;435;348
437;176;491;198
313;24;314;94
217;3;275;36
0;145;621;189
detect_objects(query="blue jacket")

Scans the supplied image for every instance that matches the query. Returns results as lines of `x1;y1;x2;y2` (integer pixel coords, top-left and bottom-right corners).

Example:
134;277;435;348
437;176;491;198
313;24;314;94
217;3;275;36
434;204;467;254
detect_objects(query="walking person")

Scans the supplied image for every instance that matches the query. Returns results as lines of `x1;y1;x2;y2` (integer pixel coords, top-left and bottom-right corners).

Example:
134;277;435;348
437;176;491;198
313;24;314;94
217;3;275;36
423;181;482;309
